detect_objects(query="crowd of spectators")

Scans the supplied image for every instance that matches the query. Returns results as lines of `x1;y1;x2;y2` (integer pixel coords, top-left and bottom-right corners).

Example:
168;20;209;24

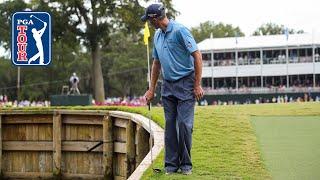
94;96;149;106
200;93;320;106
204;84;320;95
0;96;50;107
0;95;149;107
1;91;319;107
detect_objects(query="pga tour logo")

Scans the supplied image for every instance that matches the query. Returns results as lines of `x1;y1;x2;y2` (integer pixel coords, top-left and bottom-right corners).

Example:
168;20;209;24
12;12;51;66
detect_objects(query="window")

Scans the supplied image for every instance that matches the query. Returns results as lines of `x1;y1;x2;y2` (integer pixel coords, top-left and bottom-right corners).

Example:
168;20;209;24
238;51;261;65
202;77;212;88
263;49;286;64
289;49;298;63
202;53;212;67
213;52;235;66
315;47;320;62
290;48;312;63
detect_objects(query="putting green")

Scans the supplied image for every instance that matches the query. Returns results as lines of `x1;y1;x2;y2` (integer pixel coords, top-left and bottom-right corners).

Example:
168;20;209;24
251;116;320;180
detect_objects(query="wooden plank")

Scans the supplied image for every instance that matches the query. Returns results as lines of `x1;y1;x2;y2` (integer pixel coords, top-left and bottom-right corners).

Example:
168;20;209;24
11;151;21;172
3;141;52;151
3;152;13;172
114;127;127;142
135;125;150;167
24;152;34;172
31;124;39;172
93;124;103;175
0;110;107;116
62;152;70;173
17;124;26;140
88;125;96;174
53;113;62;177
75;125;92;141
63;141;103;152
113;154;126;177
62;125;71;173
62;115;103;125
14;124;26;171
44;151;53;172
114;118;128;128
103;115;113;179
25;124;34;172
2;115;52;124
94;125;103;141
62;173;104;179
126;120;136;177
77;152;85;174
77;125;88;174
114;142;126;153
69;125;78;174
43;124;53;173
58;110;108;116
2;172;53;178
2;151;9;172
2;141;125;152
114;175;126;180
0;111;53;115
79;129;86;174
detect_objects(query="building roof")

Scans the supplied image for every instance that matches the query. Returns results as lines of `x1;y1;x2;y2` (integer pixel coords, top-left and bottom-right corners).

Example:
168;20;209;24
198;33;320;51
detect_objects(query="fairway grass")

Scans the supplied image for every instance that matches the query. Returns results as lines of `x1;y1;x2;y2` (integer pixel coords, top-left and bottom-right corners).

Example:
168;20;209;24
251;116;320;180
141;102;320;179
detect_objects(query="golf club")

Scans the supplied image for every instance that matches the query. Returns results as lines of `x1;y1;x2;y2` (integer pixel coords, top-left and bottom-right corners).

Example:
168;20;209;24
30;15;46;24
147;101;161;173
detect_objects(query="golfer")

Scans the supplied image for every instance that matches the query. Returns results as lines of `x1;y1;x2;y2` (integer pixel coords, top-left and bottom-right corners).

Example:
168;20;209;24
141;3;204;175
68;72;80;95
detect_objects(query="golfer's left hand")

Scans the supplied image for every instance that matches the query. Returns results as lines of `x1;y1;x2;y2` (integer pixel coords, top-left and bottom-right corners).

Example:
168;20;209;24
194;85;204;101
144;89;155;104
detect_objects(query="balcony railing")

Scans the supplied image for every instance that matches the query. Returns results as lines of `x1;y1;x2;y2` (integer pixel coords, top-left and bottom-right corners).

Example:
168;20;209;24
203;55;320;67
203;86;320;95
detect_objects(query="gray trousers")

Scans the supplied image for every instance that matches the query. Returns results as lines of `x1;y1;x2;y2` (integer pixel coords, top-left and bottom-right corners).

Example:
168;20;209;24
161;73;195;172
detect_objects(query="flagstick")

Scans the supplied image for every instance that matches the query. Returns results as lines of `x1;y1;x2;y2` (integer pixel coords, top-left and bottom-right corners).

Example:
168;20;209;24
147;42;151;88
145;31;155;169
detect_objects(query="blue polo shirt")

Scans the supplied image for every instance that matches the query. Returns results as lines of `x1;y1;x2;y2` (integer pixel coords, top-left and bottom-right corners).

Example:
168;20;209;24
152;20;198;81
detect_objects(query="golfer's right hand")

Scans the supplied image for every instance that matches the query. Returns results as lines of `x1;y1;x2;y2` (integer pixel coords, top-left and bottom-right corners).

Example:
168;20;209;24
144;89;154;103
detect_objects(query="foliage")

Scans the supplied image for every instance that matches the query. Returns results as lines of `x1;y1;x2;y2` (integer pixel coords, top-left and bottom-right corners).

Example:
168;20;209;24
102;32;148;97
252;23;304;36
190;21;245;43
0;0;177;101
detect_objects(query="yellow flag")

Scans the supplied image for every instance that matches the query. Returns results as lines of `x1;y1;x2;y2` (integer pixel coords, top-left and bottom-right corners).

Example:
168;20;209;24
143;22;150;45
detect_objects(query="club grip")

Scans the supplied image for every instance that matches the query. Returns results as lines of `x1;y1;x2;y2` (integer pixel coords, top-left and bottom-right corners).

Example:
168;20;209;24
146;86;151;110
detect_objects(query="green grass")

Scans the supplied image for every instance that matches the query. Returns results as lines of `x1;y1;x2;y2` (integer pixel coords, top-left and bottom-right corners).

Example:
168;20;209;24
251;116;320;180
1;102;320;179
141;102;320;179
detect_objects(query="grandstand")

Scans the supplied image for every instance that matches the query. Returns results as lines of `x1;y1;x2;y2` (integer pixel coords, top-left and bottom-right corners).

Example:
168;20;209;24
198;33;320;104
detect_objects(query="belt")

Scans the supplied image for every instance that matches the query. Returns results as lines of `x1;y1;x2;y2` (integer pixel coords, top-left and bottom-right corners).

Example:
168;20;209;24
164;72;194;83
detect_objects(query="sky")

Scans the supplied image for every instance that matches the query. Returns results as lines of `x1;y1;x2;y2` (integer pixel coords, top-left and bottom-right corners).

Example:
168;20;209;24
171;0;320;36
2;0;320;56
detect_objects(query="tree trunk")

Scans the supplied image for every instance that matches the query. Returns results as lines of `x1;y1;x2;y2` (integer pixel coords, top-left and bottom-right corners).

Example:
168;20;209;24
91;45;105;103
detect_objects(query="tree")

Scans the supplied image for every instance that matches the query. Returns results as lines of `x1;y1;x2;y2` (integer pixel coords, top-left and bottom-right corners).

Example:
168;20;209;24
0;58;17;99
0;0;177;102
252;23;304;36
0;0;27;49
30;0;176;103
102;32;147;97
191;21;245;43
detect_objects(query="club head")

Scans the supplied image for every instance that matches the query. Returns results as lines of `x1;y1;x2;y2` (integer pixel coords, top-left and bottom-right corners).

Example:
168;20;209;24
30;15;33;18
153;168;161;173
